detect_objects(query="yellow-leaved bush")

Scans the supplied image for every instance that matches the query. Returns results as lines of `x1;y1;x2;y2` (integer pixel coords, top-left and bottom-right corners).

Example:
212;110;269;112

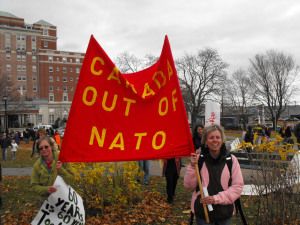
70;161;143;215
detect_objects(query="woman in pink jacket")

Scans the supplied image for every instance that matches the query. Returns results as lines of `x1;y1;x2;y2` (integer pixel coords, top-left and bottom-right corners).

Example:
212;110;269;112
184;125;244;225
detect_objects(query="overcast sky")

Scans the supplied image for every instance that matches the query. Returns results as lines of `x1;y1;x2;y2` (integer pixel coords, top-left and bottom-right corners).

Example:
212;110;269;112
2;0;300;74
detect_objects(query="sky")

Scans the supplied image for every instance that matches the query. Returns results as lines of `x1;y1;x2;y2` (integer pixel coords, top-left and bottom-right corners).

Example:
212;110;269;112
2;1;300;88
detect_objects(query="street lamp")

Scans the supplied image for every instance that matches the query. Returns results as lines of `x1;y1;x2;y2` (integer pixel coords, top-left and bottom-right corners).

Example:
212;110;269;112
2;95;8;134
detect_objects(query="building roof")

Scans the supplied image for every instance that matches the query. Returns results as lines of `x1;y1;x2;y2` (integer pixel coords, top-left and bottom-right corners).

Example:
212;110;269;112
34;19;54;27
0;11;20;18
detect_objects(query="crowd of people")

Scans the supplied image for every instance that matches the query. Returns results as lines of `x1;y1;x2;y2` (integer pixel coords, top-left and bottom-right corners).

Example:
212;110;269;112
9;121;300;224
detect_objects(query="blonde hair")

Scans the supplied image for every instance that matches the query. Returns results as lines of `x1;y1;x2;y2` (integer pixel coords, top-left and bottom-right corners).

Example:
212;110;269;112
201;124;226;145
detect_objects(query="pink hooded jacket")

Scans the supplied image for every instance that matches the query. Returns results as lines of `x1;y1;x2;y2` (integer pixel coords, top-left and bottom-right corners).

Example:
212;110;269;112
184;154;244;213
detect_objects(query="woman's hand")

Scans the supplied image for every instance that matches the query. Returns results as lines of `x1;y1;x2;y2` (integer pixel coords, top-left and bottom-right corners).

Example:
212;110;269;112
48;186;57;194
201;196;215;205
56;160;62;170
190;153;199;167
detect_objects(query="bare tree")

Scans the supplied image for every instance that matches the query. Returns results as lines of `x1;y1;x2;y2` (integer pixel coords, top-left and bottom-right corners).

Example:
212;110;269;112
0;75;20;102
224;69;255;128
249;50;299;129
115;52;158;73
176;48;228;128
115;52;143;73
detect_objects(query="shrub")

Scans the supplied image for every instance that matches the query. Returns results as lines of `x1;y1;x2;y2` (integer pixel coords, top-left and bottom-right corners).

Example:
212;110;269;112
71;161;142;216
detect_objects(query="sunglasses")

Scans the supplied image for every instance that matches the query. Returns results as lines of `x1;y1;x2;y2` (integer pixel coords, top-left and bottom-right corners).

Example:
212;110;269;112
39;145;50;151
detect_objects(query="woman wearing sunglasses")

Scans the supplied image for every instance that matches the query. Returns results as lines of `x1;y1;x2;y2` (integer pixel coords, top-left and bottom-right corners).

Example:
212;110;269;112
30;136;74;196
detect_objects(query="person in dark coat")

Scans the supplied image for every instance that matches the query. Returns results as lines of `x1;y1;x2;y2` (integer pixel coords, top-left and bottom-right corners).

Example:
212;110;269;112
193;124;204;151
163;158;181;204
294;123;300;144
1;133;11;161
279;123;292;144
244;126;254;144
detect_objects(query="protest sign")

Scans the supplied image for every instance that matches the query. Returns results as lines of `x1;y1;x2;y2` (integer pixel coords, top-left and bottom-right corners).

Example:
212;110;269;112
59;35;194;162
31;176;85;225
205;101;220;126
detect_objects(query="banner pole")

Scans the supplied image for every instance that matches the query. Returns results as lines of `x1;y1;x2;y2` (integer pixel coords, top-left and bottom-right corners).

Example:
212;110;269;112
195;163;210;224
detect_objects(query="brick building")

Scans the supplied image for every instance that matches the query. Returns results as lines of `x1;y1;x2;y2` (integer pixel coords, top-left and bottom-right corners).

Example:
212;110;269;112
0;11;84;131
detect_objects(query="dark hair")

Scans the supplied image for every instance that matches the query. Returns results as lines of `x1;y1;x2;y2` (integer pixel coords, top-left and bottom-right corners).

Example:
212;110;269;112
193;124;204;137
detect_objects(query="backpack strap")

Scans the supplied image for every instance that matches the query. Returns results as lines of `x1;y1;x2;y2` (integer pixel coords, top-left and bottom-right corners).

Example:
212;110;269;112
226;154;248;225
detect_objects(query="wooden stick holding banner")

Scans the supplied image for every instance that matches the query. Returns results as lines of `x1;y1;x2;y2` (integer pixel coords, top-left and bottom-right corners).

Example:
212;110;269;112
195;163;210;223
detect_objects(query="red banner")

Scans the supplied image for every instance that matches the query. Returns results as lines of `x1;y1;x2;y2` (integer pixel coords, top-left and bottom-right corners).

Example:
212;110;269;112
59;35;193;162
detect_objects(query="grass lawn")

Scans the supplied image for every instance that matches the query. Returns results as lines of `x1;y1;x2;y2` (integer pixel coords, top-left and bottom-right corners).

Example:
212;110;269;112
1;131;298;224
1;141;36;167
1;175;255;225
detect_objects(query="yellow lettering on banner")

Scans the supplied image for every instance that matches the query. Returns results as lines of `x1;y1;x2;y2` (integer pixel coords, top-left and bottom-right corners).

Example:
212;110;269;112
134;132;147;150
152;131;166;150
107;67;121;84
89;126;106;147
82;86;97;106
172;89;178;111
123;97;136;116
102;91;118;112
167;60;173;80
109;132;125;150
142;83;155;99
158;97;168;116
91;57;105;76
125;80;137;94
153;71;166;89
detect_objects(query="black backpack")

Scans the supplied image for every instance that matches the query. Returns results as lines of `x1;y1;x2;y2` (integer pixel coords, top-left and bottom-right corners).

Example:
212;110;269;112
189;153;247;225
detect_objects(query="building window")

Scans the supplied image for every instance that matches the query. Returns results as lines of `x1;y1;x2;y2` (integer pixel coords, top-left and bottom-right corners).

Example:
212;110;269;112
76;67;80;74
56;67;60;72
32;65;36;72
63;77;67;82
70;77;73;82
62;67;67;73
49;114;55;124
17;76;22;81
70;68;73;73
22;55;26;61
6;53;11;60
32;36;36;42
49;66;53;72
32;76;37;81
44;41;48;48
49;76;53;82
49;94;54;102
6;64;11;71
49;56;53;62
22;76;27;81
75;58;80;63
32;55;36;62
49;86;53;91
17;65;22;72
63;93;68;101
37;114;43;124
62;57;67;63
7;75;11;81
63;86;68;91
70;58;73;63
17;54;21;61
33;85;37;92
43;29;48;36
56;76;60;82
